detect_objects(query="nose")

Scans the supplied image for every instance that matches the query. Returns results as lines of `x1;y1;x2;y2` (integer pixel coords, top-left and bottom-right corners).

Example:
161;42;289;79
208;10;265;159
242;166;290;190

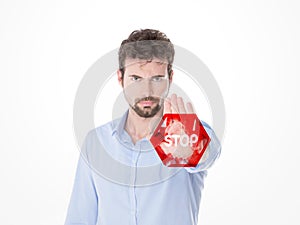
140;78;153;96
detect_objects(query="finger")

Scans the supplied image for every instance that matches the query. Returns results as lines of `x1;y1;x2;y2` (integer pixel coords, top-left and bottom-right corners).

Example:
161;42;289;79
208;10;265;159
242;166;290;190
186;102;195;113
170;93;179;113
164;97;172;114
177;97;186;114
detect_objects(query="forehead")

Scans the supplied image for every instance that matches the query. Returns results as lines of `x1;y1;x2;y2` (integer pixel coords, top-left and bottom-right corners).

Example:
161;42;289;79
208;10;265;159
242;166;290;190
124;58;168;75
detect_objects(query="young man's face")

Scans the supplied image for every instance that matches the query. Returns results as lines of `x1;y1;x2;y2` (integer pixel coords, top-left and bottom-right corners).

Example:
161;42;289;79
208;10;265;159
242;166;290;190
118;58;172;118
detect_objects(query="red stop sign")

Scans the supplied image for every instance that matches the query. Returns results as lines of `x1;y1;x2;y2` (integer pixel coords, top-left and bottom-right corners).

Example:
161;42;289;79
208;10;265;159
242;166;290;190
150;114;210;167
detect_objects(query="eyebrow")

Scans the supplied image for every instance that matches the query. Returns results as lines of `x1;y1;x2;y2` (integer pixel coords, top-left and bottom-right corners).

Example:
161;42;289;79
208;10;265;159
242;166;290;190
128;74;166;78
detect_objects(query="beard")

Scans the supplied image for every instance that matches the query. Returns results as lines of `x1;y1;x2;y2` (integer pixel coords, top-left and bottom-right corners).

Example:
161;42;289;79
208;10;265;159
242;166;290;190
131;96;162;118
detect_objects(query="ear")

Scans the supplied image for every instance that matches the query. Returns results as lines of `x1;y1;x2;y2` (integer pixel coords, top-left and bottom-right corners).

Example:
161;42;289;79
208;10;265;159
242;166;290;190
117;69;123;87
169;70;174;83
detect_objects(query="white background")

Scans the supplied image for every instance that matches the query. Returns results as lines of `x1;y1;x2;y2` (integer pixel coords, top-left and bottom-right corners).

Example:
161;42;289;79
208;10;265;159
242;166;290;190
1;0;299;225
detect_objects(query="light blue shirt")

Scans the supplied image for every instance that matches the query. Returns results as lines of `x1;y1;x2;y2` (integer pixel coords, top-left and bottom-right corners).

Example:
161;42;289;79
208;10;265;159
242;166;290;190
65;110;221;225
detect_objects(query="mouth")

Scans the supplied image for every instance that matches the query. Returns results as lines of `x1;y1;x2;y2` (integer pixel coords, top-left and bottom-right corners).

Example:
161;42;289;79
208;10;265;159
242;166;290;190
132;98;162;118
139;101;155;107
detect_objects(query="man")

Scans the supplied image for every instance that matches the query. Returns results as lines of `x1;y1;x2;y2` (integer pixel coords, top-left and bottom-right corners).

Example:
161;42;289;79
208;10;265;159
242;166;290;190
65;29;221;225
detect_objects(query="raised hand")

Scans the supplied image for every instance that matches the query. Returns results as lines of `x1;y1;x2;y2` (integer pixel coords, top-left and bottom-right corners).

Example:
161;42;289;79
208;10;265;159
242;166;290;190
161;94;195;161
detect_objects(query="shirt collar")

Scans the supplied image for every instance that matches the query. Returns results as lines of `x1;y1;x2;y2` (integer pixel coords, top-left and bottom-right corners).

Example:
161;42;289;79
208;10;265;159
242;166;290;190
110;110;154;151
111;109;129;137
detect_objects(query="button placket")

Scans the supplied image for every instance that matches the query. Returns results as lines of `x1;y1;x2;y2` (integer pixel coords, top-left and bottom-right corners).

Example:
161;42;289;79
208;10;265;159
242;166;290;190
128;141;141;225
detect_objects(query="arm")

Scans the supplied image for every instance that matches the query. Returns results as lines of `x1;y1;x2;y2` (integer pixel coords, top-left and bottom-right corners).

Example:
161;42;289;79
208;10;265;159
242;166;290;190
64;134;98;225
185;121;221;173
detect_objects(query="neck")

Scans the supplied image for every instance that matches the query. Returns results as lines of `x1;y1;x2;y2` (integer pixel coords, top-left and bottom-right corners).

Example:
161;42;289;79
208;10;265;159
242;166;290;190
125;108;163;144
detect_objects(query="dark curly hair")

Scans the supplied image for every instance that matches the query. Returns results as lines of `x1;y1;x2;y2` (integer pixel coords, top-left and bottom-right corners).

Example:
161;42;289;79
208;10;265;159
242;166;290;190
118;29;175;78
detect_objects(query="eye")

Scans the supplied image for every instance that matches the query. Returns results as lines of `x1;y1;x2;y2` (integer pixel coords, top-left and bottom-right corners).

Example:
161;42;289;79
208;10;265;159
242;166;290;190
131;76;141;81
152;76;164;82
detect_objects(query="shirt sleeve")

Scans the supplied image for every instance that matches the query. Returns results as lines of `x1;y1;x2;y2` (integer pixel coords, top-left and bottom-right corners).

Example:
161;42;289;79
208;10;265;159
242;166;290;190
185;121;222;173
64;133;98;225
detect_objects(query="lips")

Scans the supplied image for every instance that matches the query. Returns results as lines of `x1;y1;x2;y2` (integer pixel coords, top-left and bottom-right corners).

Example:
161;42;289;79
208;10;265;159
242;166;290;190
136;97;159;108
139;101;154;107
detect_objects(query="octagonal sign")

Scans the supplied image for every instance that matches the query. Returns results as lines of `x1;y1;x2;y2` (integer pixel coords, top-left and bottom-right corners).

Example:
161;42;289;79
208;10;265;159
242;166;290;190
150;114;211;167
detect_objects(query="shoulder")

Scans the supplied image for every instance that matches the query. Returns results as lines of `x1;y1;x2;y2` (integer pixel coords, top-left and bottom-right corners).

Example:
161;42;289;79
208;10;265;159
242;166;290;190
85;117;122;140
